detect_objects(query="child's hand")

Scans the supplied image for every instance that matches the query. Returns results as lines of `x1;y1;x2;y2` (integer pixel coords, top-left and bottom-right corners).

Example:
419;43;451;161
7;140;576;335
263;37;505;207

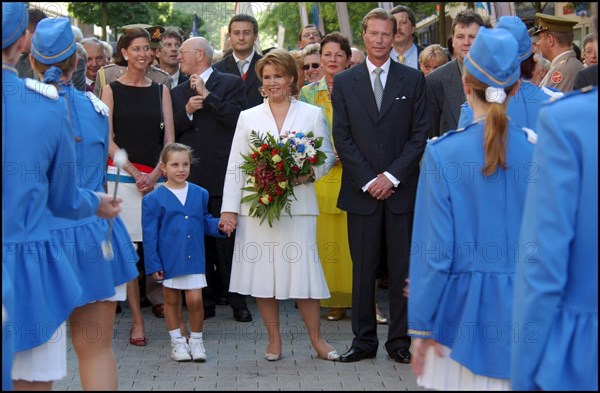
152;271;164;282
219;212;238;237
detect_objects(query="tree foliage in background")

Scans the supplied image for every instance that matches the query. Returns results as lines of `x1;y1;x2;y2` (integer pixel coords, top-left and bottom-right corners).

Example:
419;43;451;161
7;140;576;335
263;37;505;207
68;2;206;41
259;2;437;50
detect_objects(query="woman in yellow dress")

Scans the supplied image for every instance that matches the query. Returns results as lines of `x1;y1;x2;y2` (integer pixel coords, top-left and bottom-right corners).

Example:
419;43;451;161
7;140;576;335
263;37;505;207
299;32;352;321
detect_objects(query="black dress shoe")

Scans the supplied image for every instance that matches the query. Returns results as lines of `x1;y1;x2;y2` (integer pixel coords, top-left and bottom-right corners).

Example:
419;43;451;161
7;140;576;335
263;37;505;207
204;307;216;320
232;306;252;322
389;347;411;364
338;346;377;363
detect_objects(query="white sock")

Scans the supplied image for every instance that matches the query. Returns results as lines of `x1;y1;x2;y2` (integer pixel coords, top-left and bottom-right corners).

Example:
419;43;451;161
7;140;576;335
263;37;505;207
169;328;182;340
190;332;203;341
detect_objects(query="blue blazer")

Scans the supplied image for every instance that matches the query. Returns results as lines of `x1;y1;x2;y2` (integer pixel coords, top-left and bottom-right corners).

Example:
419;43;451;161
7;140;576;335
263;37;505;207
512;88;598;390
142;183;225;279
408;121;537;379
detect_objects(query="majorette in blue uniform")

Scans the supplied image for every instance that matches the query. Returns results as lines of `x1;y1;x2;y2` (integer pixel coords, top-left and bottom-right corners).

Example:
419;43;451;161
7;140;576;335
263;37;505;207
512;85;598;391
408;27;537;385
28;17;139;307
2;3;99;355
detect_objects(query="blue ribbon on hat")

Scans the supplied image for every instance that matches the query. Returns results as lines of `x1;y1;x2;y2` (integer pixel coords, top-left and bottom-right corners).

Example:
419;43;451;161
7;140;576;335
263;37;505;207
42;66;63;83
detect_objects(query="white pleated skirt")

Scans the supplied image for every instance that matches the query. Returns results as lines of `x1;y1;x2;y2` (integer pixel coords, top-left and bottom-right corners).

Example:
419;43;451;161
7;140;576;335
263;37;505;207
417;344;510;391
12;322;67;382
230;215;331;300
163;274;207;290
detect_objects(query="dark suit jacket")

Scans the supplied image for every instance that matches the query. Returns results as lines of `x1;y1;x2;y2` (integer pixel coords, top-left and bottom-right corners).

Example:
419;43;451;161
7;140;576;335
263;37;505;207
332;61;428;215
213;53;263;109
573;64;598;90
425;59;465;138
171;68;247;197
177;72;189;86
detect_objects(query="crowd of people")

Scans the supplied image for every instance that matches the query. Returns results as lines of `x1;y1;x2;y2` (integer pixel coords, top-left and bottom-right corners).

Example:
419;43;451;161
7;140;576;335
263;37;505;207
2;1;597;391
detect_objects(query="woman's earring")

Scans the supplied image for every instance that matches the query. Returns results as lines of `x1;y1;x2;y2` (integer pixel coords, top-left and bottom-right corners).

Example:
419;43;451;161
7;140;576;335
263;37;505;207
258;86;268;98
124;56;128;61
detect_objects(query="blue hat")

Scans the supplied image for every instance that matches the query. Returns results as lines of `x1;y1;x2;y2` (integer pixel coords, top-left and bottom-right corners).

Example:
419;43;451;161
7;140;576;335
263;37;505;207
496;16;533;61
464;27;520;88
31;17;76;64
2;2;28;49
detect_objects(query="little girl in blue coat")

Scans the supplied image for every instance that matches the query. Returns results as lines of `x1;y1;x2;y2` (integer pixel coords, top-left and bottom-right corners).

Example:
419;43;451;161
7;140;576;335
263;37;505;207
142;143;227;362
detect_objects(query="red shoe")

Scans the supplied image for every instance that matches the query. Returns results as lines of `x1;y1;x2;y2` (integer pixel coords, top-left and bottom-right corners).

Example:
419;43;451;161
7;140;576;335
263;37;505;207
129;327;148;346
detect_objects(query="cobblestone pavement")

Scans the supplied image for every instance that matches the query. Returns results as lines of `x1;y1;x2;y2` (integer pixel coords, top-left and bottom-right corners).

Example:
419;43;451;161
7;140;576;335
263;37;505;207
54;288;422;391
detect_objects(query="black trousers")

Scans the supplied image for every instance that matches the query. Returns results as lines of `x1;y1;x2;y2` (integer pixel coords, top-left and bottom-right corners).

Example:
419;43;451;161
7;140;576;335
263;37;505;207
203;196;247;310
347;202;413;353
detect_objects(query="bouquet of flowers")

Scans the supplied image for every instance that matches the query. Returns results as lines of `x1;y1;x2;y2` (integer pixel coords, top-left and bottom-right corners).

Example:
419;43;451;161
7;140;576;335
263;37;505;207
240;130;327;227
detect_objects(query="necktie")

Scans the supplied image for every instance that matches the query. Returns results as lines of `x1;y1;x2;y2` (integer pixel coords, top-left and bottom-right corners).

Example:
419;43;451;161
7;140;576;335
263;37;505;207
373;67;383;112
237;60;248;77
398;54;405;64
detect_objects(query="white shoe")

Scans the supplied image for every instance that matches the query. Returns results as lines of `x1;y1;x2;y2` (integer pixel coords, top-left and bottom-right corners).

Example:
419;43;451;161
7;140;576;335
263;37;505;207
171;337;192;362
188;338;207;362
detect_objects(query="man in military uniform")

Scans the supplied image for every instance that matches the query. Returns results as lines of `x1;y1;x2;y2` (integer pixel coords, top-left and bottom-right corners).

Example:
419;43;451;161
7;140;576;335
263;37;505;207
93;24;172;98
532;12;584;92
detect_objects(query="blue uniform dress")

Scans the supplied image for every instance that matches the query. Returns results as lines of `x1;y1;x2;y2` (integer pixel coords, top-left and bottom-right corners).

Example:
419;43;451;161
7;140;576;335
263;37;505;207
408;120;537;379
512;88;598;391
142;183;225;280
457;80;561;129
49;83;139;307
2;66;99;352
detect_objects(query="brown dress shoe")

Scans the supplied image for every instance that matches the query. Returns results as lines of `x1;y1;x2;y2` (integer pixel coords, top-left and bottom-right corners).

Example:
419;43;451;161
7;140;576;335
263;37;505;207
375;303;388;324
326;308;346;321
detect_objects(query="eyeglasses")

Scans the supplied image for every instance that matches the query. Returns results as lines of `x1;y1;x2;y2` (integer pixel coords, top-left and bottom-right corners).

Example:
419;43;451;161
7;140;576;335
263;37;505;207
302;32;321;39
302;63;320;70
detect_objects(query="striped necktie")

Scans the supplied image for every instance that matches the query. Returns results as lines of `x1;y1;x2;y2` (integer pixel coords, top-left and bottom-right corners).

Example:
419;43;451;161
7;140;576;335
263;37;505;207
398;54;405;64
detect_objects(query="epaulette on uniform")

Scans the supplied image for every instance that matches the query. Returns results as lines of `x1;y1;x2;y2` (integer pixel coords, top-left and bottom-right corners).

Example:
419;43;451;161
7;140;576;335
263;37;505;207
428;128;462;145
522;127;538;144
24;78;59;100
546;85;594;104
150;65;169;77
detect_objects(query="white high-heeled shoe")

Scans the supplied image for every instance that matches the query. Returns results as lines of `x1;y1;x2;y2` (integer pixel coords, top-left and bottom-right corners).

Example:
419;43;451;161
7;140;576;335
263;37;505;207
265;352;281;361
317;350;340;361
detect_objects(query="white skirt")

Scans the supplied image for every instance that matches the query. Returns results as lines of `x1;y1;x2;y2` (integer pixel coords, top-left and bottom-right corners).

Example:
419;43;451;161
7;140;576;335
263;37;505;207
417;344;510;391
229;215;331;300
106;167;164;242
12;322;67;382
102;282;127;302
163;274;207;290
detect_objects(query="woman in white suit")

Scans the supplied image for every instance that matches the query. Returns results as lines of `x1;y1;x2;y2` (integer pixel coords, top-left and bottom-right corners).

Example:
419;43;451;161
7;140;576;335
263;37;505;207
220;49;339;362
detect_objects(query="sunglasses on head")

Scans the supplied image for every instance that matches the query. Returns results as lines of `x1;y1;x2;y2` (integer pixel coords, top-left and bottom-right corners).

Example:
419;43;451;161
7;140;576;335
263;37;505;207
302;63;320;70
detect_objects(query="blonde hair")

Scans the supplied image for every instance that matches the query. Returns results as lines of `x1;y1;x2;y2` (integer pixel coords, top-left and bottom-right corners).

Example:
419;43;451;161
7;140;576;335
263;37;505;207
256;49;299;97
419;44;448;69
464;71;518;177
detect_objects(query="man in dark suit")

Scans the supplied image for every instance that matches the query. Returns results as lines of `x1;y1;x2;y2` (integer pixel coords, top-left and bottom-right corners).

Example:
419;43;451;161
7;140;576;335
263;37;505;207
390;5;424;70
573;63;598;89
158;26;189;89
332;8;428;364
171;36;251;322
426;9;484;138
212;14;263;109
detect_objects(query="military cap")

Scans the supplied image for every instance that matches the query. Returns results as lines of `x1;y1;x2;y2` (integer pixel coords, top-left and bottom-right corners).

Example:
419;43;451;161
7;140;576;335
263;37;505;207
2;2;28;49
496;16;533;61
121;23;164;49
31;17;76;64
532;13;578;35
464;27;520;88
